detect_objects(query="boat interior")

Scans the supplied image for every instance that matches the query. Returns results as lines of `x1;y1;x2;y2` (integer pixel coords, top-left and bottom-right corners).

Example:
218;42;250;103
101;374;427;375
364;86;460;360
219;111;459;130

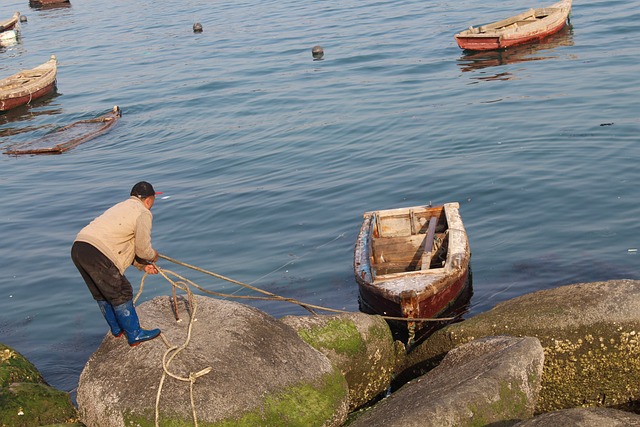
370;207;449;276
467;8;559;34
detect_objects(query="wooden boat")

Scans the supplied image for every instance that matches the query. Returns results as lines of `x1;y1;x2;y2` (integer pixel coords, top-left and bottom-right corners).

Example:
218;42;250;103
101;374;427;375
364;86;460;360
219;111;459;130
354;202;470;341
457;24;574;73
3;106;121;155
0;55;58;112
454;0;572;51
0;12;20;33
29;0;71;7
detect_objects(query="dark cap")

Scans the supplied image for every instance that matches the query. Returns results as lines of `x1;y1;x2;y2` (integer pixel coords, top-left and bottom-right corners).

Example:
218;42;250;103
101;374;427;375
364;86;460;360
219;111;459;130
130;181;162;198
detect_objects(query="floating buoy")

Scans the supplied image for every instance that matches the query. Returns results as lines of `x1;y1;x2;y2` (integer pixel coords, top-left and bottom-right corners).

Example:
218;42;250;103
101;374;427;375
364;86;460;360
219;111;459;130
311;45;324;60
20;15;27;23
193;23;203;33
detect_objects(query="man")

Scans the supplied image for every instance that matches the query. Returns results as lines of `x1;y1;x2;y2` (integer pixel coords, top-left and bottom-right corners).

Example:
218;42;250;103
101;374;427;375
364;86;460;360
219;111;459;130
71;181;162;346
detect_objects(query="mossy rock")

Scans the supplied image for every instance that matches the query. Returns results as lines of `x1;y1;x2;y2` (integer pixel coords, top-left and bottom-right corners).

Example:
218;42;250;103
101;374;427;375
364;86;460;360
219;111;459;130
401;280;640;413
0;343;79;427
0;343;44;387
281;312;404;410
78;296;349;426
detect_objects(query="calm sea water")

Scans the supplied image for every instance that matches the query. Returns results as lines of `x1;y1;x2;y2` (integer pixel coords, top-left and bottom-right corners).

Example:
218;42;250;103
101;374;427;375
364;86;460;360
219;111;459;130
1;0;638;399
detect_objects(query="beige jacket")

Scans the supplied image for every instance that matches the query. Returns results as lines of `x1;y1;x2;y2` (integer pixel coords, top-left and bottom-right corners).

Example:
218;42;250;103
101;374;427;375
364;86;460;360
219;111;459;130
75;197;156;274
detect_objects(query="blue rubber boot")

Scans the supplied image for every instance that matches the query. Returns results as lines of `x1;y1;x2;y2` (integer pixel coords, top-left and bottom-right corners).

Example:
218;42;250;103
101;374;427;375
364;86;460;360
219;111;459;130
97;300;123;337
113;300;161;347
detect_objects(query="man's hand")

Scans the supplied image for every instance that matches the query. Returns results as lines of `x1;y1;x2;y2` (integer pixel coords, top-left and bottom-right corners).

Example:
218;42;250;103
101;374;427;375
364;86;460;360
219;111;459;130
144;264;158;274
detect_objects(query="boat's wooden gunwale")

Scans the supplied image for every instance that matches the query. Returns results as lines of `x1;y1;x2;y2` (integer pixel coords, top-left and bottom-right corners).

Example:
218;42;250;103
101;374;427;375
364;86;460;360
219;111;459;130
0;11;20;32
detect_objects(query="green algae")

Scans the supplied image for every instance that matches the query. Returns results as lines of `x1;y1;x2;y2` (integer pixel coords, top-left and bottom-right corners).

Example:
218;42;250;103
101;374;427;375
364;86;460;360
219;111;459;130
0;343;79;427
297;318;365;357
124;370;348;427
408;313;640;414
0;344;44;387
466;381;529;427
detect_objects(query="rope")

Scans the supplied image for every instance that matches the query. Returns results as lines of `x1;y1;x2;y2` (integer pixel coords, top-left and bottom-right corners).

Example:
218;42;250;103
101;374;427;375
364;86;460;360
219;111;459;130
157;254;461;323
138;269;213;427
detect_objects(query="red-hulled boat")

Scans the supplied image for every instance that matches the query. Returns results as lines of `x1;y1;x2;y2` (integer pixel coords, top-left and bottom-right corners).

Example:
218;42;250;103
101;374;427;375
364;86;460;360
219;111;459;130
354;202;470;341
0;55;58;112
454;0;572;51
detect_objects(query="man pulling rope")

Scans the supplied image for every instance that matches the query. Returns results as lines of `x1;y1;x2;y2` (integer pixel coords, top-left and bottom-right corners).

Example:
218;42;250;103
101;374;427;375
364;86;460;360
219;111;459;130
71;181;163;347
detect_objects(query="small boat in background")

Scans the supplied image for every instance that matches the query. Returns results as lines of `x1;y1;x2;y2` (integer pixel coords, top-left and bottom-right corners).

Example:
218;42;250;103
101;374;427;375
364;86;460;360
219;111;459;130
457;24;574;73
454;0;572;51
354;202;470;341
0;12;20;32
0;55;58;112
29;0;71;9
3;106;121;155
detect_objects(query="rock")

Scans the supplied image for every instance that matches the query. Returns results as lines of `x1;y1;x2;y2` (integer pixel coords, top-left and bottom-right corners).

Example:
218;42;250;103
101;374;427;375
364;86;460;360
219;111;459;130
513;407;640;426
281;312;404;410
77;295;349;426
0;343;79;427
349;336;544;427
401;280;640;413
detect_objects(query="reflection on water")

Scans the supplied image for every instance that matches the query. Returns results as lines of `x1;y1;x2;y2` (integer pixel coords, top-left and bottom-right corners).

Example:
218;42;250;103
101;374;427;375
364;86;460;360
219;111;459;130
0;92;62;141
458;25;574;81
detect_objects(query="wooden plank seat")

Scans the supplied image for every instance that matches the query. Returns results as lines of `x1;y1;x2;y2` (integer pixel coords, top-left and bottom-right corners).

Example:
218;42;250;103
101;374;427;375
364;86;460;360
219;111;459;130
420;217;437;270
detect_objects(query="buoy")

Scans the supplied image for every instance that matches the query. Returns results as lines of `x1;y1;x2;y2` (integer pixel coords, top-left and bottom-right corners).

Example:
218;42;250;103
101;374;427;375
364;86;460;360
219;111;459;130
20;15;28;23
311;45;324;60
193;23;203;33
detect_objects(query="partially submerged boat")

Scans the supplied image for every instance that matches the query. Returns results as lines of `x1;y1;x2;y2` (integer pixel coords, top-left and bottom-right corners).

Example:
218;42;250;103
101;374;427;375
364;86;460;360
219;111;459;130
0;55;58;112
0;12;20;33
454;0;572;51
354;202;470;341
3;106;121;155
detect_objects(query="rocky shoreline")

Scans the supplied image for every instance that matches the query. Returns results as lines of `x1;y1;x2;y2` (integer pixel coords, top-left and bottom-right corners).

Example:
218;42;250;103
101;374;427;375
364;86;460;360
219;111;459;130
3;279;640;426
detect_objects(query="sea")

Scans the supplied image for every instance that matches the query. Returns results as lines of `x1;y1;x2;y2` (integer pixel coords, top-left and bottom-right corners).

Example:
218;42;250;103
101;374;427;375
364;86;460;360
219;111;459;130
1;0;638;402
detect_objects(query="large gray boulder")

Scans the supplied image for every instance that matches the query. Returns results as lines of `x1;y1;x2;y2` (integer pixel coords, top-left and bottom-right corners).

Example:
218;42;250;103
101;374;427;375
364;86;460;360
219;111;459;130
0;342;78;427
77;295;349;426
349;335;544;427
281;312;404;410
401;280;640;413
512;407;640;426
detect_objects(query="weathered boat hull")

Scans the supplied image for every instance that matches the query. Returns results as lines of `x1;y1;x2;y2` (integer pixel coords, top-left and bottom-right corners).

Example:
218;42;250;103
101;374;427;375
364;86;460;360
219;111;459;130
29;0;70;5
354;202;470;340
0;55;58;112
4;106;121;155
0;11;20;32
358;269;469;318
455;0;572;51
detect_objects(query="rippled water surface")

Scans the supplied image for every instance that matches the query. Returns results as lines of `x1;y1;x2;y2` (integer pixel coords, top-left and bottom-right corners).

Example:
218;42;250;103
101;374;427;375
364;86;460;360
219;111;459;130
1;0;638;396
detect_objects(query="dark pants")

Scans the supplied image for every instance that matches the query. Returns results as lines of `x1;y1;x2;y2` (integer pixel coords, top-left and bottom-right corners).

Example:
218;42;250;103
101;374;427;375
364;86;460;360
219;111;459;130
71;241;133;306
